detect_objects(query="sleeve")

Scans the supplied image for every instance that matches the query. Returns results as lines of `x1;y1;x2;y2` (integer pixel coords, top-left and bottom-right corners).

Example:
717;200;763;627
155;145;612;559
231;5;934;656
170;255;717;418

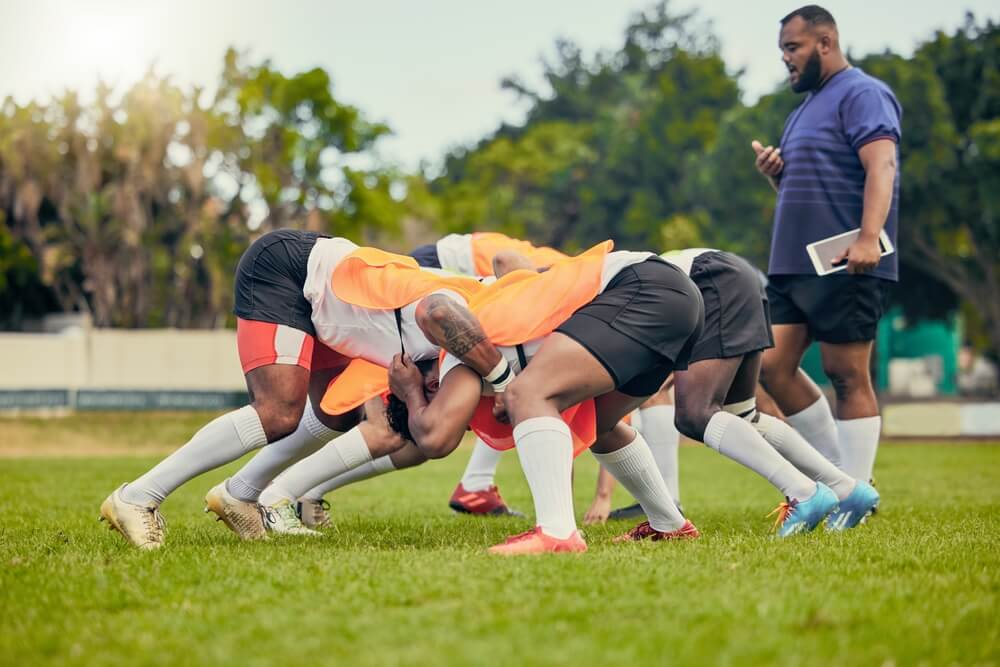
841;85;902;151
439;352;466;382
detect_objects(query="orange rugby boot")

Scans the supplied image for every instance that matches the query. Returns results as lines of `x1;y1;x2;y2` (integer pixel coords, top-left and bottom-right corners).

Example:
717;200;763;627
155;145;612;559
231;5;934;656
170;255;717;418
449;483;525;517
487;527;588;555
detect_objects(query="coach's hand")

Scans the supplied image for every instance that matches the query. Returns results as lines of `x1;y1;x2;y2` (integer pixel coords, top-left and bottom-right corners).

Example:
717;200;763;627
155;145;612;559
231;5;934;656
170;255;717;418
834;234;881;274
752;140;784;177
389;353;424;401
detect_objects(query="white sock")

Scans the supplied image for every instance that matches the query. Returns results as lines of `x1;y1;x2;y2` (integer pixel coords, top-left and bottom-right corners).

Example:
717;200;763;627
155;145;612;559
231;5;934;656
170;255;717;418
227;400;341;502
592;431;685;532
754;412;857;501
836;416;882;482
703;411;817;503
513;417;576;539
259;425;372;506
122;405;267;505
785;395;841;467
637;405;680;504
459;437;502;492
300;455;396;501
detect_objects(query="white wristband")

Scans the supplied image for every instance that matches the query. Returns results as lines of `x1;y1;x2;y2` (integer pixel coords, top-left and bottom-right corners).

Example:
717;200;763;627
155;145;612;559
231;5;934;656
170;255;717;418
484;357;513;393
484;357;510;383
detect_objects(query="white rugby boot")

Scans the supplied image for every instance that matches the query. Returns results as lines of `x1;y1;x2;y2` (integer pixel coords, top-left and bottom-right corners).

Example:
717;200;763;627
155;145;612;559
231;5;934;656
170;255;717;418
262;499;322;536
100;484;166;550
204;480;267;541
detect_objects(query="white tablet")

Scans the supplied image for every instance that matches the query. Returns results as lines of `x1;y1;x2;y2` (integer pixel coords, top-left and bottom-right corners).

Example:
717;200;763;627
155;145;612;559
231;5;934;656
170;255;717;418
806;229;895;276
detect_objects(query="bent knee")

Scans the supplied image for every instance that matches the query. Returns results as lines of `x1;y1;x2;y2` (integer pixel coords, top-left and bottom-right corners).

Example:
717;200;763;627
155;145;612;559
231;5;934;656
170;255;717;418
254;401;306;442
673;408;714;442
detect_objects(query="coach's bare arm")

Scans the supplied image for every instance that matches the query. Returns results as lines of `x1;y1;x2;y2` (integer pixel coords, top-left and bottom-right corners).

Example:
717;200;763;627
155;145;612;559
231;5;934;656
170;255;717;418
832;138;897;274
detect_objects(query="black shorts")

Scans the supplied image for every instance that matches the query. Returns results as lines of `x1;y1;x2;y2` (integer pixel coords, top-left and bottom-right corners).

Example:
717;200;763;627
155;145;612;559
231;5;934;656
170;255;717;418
767;274;892;343
556;258;704;397
689;251;774;362
233;229;323;336
410;243;442;269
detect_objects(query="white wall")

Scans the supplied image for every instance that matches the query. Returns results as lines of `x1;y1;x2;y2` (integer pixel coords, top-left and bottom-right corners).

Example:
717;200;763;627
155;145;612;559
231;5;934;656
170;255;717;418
0;329;244;390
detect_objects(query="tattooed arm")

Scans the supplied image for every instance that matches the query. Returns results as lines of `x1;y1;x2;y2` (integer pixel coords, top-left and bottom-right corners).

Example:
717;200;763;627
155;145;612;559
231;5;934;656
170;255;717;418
414;293;503;377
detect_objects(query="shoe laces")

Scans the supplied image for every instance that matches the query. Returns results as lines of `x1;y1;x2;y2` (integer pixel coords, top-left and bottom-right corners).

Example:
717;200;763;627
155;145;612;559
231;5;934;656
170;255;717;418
274;502;305;529
142;507;166;543
226;502;266;535
767;498;798;532
626;521;658;540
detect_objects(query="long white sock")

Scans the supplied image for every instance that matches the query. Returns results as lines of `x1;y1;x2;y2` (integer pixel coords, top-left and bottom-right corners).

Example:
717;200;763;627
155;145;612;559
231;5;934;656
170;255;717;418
459;437;503;492
592;431;685;532
785;394;841;467
300;455;396;500
121;405;267;505
513;417;576;539
703;411;817;502
637;405;680;504
754;412;857;501
836;416;882;482
259;425;372;506
226;399;341;502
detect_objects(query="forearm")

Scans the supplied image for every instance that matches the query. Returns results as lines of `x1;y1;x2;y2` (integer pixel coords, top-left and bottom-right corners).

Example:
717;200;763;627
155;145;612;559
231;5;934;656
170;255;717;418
858;141;897;240
416;294;501;377
860;168;893;240
401;390;464;457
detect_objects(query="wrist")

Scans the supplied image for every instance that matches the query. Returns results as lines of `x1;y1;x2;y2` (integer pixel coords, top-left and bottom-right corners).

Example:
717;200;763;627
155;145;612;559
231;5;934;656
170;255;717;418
858;227;881;242
484;357;513;393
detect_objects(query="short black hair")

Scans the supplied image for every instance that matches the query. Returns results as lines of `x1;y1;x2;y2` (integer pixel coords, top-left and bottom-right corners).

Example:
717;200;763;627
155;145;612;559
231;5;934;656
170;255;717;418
780;5;836;28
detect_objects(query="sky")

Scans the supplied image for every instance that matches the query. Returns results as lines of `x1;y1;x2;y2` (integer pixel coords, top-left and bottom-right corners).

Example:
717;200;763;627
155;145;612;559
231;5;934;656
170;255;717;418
0;0;995;170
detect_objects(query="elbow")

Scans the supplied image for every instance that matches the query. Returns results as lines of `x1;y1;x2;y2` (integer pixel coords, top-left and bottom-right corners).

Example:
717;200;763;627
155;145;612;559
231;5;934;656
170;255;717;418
418;430;462;460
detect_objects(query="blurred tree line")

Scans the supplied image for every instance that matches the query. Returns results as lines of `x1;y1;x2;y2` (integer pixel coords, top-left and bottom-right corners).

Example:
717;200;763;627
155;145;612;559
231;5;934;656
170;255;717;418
1;3;997;356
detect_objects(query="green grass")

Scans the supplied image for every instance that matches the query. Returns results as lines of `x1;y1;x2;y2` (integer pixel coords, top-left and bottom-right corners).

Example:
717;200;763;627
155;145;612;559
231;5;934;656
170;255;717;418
1;414;998;667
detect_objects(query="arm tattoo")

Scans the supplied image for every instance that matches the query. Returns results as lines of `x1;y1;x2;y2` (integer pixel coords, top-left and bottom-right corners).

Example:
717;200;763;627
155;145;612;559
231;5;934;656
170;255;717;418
423;295;487;358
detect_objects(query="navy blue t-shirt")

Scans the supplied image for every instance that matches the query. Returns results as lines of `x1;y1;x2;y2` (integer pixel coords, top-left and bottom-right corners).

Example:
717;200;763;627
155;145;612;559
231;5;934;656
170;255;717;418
769;68;902;281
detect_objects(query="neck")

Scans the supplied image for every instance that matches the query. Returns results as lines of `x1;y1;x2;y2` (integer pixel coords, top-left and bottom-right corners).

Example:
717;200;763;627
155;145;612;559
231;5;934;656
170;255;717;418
817;55;850;89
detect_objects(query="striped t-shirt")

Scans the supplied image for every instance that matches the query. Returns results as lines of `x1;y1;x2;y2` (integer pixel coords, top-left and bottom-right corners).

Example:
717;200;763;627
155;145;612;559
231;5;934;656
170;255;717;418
770;67;902;281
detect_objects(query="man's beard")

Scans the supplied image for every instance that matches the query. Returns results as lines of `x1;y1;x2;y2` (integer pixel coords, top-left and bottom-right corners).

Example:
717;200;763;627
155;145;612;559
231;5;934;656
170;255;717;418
791;48;822;92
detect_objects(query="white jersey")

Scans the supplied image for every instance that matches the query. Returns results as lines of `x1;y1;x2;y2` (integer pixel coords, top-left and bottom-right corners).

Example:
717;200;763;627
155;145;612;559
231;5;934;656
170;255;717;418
438;249;654;388
659;248;715;275
302;237;463;368
435;234;477;276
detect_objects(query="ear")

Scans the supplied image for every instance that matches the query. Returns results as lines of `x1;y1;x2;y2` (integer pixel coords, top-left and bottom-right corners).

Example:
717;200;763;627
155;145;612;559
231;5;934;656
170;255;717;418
817;31;833;54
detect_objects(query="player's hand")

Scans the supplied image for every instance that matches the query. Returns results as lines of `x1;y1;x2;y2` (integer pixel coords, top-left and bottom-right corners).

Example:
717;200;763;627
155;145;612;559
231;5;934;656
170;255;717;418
583;495;612;525
833;235;881;274
388;353;424;401
751;139;784;178
492;391;510;424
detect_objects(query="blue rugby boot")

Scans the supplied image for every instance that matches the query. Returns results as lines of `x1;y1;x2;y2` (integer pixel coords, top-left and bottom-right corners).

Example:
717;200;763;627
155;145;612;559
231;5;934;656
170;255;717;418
768;483;839;537
825;480;880;531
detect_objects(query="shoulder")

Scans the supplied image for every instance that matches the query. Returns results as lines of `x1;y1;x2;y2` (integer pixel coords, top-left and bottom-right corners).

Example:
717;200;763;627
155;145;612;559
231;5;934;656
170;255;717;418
841;69;900;106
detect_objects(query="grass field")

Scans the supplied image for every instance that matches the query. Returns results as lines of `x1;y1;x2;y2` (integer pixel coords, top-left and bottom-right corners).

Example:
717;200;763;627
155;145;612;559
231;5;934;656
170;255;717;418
1;413;998;667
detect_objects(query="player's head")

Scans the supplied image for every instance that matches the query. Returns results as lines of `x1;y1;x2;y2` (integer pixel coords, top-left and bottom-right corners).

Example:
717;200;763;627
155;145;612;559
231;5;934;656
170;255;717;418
779;5;839;93
385;358;439;442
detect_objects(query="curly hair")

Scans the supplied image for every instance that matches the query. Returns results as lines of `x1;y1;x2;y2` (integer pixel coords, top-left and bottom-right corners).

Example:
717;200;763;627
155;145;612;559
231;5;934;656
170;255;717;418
384;358;438;443
385;392;413;442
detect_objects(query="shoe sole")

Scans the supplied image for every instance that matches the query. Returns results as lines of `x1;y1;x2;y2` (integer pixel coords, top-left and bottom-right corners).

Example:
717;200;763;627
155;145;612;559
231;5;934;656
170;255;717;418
449;501;525;518
204;491;267;541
